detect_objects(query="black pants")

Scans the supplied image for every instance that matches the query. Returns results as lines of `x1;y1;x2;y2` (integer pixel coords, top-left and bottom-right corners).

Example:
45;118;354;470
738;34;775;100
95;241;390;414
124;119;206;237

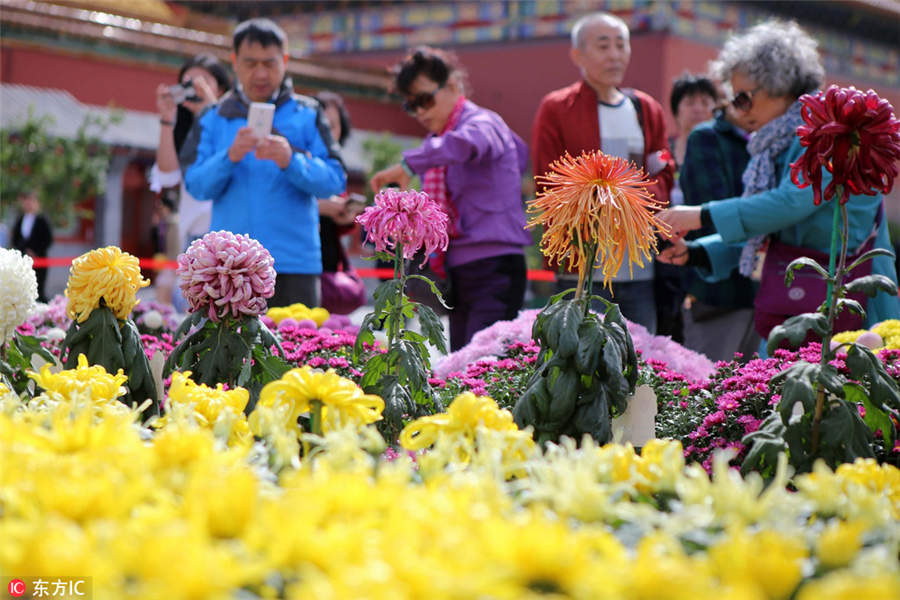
269;273;321;309
448;254;526;352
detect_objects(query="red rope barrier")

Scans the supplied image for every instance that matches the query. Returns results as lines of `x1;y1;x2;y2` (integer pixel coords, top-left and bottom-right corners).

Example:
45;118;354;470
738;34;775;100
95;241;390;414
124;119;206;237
31;256;559;281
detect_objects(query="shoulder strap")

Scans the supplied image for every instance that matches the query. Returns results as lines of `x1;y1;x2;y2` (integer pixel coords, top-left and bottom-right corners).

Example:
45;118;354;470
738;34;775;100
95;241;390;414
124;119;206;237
621;88;644;128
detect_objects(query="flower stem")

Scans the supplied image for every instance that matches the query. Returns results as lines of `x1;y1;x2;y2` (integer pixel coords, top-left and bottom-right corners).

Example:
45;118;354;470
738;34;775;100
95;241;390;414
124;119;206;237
824;196;841;305
581;242;598;316
813;201;850;454
388;244;404;353
310;399;323;436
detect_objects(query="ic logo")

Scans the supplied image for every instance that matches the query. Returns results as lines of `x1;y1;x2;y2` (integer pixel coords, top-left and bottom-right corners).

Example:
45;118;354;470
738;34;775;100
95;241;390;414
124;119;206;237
788;287;806;301
8;579;26;597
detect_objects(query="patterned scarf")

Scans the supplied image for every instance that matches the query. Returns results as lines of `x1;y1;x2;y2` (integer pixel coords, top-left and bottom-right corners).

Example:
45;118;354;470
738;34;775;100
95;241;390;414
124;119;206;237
737;99;805;277
424;95;466;278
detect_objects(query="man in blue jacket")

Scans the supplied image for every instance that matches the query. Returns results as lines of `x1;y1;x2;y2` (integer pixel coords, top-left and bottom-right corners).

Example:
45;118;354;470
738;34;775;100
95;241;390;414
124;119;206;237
181;18;346;309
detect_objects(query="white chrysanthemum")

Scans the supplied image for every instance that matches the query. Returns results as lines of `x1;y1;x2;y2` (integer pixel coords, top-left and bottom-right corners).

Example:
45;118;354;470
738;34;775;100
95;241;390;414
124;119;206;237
0;248;38;345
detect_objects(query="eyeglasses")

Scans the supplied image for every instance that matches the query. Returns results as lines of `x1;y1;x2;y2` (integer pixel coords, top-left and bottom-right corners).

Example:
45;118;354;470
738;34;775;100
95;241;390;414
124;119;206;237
730;87;762;112
402;83;444;115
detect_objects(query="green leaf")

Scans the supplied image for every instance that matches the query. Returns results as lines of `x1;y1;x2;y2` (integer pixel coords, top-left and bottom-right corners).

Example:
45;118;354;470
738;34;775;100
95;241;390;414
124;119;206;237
835;298;865;318
843;274;898;298
741;411;787;477
360;352;390;392
844;344;900;412
353;312;385;360
816;363;846;397
767;313;829;355
172;311;203;342
406;274;452;309
547;367;579;427
416;304;447;355
400;330;427;344
371;279;403;316
844;382;893;448
846;247;894;272
569;391;611;443
12;332;56;365
85;306;125;371
396;339;429;389
551;301;583;358
774;362;818;423
575;319;605;375
785;257;830;284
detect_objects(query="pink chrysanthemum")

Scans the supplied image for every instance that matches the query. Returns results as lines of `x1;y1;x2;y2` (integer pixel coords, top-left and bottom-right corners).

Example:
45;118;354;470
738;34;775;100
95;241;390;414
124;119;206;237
355;189;449;264
791;85;900;205
177;231;276;322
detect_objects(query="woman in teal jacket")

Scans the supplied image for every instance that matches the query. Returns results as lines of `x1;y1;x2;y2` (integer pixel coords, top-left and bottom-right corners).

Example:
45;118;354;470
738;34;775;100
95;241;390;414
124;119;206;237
657;21;899;342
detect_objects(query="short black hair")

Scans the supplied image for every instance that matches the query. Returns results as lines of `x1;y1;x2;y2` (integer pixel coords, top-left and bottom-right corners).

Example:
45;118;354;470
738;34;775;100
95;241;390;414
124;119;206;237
233;18;287;53
670;72;718;116
315;91;352;146
393;46;466;96
178;53;232;95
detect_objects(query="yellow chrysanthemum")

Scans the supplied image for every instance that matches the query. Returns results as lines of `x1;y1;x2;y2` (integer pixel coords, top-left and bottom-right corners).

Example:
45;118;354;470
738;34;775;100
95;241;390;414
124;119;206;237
65;246;150;322
157;372;251;445
162;372;249;424
266;303;330;326
816;519;866;568
872;319;900;349
28;353;127;403
254;366;383;433
527;151;668;290
399;392;522;450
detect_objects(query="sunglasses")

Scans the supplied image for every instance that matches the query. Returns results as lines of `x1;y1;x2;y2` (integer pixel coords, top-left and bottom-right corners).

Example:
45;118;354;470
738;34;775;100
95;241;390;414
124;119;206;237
402;83;444;115
730;86;762;112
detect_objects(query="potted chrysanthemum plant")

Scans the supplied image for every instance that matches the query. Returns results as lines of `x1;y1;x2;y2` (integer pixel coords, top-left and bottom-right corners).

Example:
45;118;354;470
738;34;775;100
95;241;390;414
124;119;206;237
163;231;289;411
0;248;55;395
513;151;668;445
744;86;900;474
353;188;450;440
58;246;159;416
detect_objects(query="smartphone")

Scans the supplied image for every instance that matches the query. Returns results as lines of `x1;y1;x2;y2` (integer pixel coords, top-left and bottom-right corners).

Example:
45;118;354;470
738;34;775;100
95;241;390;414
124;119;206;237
247;102;275;138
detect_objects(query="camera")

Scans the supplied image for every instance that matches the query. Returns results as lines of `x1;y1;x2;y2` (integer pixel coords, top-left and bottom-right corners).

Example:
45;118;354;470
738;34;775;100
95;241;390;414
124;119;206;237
168;80;201;104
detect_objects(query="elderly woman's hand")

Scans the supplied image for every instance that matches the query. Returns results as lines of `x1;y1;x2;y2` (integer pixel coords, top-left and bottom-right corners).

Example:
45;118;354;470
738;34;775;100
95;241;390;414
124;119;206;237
657;206;703;239
655;237;690;266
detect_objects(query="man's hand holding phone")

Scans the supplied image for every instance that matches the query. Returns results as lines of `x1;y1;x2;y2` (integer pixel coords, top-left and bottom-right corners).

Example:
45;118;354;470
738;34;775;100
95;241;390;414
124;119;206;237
228;127;259;163
255;135;292;169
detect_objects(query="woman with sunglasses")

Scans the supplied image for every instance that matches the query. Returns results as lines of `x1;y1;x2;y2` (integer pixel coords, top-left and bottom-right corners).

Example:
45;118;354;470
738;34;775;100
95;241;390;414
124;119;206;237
656;20;898;350
370;47;532;352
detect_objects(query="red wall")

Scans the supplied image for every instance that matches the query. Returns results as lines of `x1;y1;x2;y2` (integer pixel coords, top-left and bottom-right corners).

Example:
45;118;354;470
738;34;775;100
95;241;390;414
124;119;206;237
1;44;176;112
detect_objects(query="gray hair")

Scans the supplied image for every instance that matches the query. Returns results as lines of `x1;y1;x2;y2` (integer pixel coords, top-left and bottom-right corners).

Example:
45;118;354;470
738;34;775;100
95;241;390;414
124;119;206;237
710;20;824;99
571;12;629;48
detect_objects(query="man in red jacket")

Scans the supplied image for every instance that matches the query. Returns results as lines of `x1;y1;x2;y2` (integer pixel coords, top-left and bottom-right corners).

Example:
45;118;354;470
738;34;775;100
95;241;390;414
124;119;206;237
532;12;674;333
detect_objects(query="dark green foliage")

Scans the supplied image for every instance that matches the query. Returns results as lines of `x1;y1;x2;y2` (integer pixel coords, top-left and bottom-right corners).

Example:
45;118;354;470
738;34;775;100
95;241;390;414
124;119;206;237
513;291;637;445
164;313;289;413
0;332;57;395
59;304;159;418
353;253;448;442
743;232;899;475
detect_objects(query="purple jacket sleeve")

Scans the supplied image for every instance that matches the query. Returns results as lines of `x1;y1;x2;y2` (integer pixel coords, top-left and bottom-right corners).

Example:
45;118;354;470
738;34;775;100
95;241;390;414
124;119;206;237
403;118;509;173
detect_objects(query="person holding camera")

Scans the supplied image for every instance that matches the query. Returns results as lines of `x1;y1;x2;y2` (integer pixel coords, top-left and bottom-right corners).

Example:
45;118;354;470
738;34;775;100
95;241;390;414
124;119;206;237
181;18;346;310
152;53;232;256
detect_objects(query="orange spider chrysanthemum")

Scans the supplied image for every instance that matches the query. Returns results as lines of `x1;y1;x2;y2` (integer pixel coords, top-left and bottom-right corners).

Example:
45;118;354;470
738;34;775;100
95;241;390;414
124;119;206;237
527;151;669;291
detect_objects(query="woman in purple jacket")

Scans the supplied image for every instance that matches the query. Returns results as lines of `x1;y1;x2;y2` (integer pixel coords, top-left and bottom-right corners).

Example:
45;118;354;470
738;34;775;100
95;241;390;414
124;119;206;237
371;47;532;351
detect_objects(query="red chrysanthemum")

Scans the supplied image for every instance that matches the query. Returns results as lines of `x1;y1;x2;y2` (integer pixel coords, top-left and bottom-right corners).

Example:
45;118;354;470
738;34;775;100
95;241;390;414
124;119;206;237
790;85;900;205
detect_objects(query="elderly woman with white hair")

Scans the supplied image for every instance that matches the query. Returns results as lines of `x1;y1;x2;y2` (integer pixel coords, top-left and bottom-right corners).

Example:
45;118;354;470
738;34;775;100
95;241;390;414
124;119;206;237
658;20;898;347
